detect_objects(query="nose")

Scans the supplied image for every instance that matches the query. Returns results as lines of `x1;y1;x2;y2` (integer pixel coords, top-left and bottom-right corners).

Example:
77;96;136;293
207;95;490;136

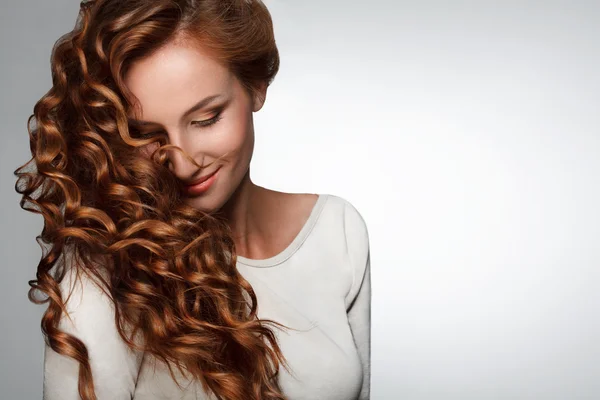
166;136;205;182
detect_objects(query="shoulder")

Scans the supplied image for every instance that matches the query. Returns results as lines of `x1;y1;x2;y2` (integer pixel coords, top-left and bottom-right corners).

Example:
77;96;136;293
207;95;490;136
57;251;114;323
44;250;144;399
53;251;132;350
320;193;369;245
317;194;370;303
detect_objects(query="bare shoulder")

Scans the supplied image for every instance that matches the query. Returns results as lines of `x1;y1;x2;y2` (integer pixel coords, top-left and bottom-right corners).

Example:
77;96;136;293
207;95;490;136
263;189;318;217
284;192;319;219
256;188;319;236
295;192;320;210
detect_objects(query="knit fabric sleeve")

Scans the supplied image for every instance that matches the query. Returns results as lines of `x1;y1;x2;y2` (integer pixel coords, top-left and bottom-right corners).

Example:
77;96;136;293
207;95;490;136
343;199;372;400
43;251;144;400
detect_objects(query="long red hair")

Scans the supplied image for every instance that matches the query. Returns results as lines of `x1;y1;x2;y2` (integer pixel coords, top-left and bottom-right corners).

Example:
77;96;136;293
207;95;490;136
13;0;292;399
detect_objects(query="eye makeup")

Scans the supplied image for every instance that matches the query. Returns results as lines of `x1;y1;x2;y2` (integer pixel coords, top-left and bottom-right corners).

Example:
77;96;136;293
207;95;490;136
191;110;223;128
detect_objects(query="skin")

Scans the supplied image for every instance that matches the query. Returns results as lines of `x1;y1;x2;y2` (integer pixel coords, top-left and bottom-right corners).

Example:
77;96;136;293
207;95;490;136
124;40;318;260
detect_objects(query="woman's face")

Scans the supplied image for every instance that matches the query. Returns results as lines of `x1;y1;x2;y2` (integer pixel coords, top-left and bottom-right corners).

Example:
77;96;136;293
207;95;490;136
124;40;265;212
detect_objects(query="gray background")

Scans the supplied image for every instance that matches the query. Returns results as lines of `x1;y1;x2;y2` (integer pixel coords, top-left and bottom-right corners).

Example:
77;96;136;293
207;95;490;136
2;0;599;399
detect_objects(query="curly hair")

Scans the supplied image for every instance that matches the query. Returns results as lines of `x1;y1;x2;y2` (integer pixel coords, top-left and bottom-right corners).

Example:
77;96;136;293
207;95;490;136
13;0;293;399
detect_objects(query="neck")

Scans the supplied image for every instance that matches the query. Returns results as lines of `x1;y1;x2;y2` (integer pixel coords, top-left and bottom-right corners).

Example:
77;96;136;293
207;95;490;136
218;169;268;258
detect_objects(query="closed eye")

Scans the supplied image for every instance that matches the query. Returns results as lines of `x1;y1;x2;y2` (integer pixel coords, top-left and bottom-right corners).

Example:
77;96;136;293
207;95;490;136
191;111;223;128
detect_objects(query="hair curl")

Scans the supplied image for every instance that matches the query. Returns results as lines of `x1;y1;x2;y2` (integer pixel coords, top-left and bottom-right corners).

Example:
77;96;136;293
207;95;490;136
13;0;294;399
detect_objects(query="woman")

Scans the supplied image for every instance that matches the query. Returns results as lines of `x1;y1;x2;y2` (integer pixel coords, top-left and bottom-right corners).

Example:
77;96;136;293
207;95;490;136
14;0;371;399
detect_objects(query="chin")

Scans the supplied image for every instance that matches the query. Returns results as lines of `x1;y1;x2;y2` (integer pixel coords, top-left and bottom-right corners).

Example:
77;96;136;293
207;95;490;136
184;189;225;213
184;199;216;215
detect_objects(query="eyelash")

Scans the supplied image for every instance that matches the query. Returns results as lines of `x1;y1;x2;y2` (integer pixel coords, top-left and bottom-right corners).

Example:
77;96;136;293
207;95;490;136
191;111;223;128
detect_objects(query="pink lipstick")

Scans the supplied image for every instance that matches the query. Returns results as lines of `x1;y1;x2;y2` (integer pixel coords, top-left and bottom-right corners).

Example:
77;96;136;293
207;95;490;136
183;167;220;196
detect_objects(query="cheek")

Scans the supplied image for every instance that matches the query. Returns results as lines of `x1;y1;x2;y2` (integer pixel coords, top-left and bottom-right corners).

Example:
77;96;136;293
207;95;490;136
139;141;160;158
216;111;254;158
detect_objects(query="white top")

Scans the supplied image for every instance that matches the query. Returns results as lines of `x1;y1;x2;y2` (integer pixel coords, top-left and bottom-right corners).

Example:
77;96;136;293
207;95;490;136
43;193;371;400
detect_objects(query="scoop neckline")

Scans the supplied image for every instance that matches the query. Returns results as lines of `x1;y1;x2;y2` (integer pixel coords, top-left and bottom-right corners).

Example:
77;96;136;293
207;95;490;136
236;193;328;268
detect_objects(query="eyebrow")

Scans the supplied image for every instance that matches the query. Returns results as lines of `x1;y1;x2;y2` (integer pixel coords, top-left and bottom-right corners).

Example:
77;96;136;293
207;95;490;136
129;94;223;126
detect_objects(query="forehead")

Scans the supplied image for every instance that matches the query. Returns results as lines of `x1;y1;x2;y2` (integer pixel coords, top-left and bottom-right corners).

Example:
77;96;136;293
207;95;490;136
124;42;233;121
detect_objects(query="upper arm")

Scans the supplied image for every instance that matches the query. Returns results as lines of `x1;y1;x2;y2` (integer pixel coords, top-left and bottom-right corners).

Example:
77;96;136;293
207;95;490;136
43;255;144;400
343;199;371;399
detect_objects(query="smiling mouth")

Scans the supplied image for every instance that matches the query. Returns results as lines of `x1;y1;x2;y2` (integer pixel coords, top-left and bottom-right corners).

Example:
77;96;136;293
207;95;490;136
182;167;221;195
184;168;219;187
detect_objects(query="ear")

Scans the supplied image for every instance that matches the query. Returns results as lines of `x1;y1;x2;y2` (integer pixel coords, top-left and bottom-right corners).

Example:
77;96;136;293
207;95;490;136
251;81;268;112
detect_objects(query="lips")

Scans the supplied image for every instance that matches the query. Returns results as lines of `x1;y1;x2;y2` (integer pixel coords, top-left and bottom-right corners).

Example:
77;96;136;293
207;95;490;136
184;168;219;187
